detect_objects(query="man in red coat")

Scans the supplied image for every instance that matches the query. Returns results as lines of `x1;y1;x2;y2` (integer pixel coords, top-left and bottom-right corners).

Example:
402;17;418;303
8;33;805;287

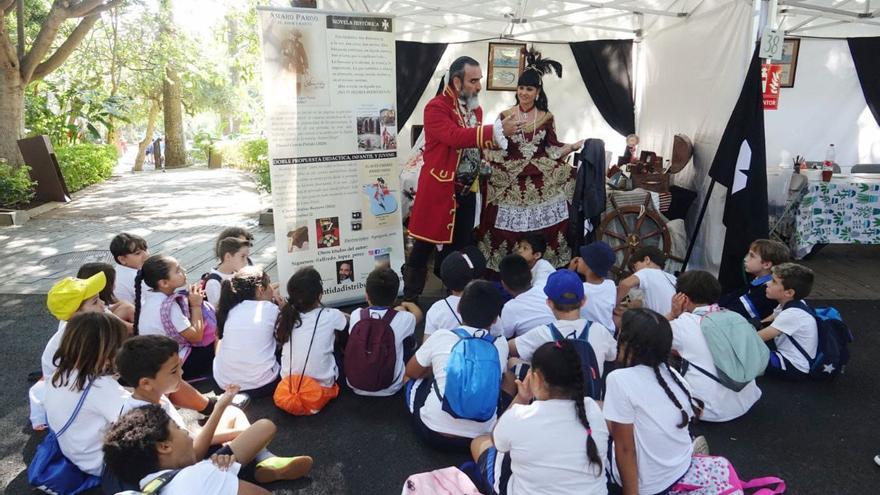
403;56;516;302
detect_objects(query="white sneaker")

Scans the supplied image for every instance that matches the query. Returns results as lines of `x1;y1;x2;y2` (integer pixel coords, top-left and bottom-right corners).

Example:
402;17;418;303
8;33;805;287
692;435;710;456
874;455;880;467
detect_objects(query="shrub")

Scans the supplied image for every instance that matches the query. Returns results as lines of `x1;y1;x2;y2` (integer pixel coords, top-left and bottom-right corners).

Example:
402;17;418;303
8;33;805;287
55;144;119;193
216;138;271;193
0;159;37;208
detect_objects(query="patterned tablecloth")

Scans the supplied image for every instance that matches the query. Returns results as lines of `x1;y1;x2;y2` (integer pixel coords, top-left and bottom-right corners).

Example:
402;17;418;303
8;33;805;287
793;176;880;258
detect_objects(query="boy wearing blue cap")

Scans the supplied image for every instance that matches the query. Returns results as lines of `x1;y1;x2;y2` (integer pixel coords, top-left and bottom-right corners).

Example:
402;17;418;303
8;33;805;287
570;241;617;333
508;269;617;377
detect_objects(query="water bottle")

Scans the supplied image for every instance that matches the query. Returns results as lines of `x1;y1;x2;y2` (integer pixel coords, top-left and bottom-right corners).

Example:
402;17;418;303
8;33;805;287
822;144;835;182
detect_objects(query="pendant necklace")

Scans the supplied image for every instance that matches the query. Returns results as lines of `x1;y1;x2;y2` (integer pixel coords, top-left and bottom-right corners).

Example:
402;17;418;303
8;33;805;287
518;104;537;140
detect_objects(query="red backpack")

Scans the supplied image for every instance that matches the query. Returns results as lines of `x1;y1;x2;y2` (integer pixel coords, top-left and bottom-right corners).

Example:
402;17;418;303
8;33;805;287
344;308;397;391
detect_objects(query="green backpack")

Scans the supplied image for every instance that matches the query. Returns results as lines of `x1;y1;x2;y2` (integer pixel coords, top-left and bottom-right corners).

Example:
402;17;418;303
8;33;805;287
684;308;769;392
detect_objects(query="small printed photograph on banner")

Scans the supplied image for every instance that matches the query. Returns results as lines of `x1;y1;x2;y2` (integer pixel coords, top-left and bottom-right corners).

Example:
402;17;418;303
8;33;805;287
336;259;355;284
261;17;330;105
285;224;310;252
373;252;391;269
362;177;398;217
776;38;800;88
316;217;341;248
356;106;397;151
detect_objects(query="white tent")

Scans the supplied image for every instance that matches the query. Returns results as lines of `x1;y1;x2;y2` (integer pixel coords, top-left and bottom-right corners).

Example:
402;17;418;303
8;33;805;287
307;0;880;271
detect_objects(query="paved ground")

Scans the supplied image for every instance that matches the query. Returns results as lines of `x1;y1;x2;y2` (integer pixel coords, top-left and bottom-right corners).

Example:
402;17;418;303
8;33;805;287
2;166;880;493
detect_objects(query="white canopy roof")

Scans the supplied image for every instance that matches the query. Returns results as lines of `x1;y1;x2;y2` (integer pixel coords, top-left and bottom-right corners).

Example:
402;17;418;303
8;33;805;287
312;0;880;41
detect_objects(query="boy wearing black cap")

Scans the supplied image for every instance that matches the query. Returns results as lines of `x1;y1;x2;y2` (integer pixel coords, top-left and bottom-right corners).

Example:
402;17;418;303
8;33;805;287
508;269;617;376
424;246;490;340
569;241;618;333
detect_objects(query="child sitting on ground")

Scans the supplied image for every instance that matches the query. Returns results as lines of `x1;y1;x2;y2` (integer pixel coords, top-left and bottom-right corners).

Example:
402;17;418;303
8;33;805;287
508;269;617;378
204;237;252;308
719;239;790;325
113;335;310;488
40;312;130;480
274;267;348;415
345;267;421;396
667;270;762;422
499;254;555;339
134;254;215;380
758;263;817;380
214;266;284;398
616;246;678;316
569;241;617;333
424;246;489;339
77;262;135;325
471;340;608;495
216;226;255;265
515;233;555;286
604;308;705;495
109;232;149;305
405;281;508;452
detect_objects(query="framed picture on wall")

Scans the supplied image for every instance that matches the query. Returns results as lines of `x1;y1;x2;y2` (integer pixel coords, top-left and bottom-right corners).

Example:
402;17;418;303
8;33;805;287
487;42;526;91
778;38;800;88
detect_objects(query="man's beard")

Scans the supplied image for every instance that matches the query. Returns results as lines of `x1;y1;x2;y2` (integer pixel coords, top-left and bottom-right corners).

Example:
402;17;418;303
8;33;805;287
459;90;480;111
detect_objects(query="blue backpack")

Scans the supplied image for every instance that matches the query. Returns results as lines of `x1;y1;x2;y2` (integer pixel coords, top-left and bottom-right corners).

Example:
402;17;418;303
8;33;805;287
28;381;101;495
785;301;853;380
433;328;500;422
548;322;602;400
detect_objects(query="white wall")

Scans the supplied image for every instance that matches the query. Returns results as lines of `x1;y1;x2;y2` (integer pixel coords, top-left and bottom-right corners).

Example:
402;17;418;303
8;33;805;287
636;0;755;273
397;42;627;163
765;38;880;173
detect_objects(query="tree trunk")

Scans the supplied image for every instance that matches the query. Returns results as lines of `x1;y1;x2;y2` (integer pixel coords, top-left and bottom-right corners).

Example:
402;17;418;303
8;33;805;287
134;99;159;172
0;66;25;166
162;67;186;168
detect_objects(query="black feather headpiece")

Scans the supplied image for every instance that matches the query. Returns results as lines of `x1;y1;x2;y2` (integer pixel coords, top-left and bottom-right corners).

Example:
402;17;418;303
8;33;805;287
517;47;563;87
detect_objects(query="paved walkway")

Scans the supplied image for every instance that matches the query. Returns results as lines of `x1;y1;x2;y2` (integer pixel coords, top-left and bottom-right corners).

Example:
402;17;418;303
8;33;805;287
0;166;276;294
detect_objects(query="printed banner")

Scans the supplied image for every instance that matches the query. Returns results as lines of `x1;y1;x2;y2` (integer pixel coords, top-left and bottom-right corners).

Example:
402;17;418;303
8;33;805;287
761;63;781;110
258;7;403;304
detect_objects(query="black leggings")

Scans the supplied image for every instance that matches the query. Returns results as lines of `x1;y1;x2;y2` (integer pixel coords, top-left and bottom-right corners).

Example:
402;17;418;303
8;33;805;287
183;346;215;381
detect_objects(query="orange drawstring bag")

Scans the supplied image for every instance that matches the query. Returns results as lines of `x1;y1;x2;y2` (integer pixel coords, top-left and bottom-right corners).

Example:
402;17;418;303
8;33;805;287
274;308;339;415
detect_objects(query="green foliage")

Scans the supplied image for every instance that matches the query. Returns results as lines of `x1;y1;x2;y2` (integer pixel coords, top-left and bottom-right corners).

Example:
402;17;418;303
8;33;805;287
54;144;119;193
215;138;271;193
25;81;132;146
0;160;37;208
193;130;218;163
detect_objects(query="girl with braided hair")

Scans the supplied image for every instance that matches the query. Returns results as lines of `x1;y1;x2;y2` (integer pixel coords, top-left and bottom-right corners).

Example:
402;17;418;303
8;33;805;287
470;339;608;495
213;266;284;398
605;308;705;495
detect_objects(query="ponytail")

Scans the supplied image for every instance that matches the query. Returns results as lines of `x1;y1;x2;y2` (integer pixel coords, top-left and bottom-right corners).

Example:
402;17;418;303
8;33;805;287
532;340;602;472
652;364;703;428
274;301;302;346
217;267;268;339
133;272;143;335
274;266;322;346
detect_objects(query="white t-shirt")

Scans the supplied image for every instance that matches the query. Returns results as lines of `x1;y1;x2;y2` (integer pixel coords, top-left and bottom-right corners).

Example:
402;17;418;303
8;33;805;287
138;290;191;356
671;309;762;422
41;321;67;378
634;268;677;316
43;373;130;476
280;307;347;387
581;280;617;333
114;263;143;305
514;319;617;375
494;398;608;495
414;326;509;438
500;285;555;339
213;300;281;391
531;259;556;285
604;365;694;495
346;307;416;396
204;269;233;308
121;394;187;430
424;295;504;337
771;303;818;373
138;460;241;495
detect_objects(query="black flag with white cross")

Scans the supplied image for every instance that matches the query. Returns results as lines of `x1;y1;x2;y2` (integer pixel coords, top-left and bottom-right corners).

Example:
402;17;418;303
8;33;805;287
708;46;769;292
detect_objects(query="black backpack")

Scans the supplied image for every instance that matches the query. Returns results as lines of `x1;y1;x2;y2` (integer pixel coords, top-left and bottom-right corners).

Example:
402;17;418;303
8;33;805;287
784;301;853;380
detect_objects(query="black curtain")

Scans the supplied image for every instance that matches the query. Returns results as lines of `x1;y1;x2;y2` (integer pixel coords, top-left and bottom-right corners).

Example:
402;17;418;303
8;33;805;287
848;37;880;128
569;40;635;137
396;41;448;131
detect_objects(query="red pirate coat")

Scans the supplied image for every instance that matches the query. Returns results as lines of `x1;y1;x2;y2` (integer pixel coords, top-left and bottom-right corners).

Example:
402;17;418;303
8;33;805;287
408;86;497;244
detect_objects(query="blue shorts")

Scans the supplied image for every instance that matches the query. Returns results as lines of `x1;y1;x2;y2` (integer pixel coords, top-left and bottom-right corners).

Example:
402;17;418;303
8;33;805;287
476;446;512;495
766;352;809;380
